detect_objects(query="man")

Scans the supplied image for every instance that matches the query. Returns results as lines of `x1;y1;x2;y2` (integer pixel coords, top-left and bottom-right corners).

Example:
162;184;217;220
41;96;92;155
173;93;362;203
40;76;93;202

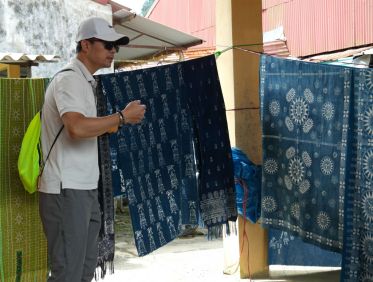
39;17;146;282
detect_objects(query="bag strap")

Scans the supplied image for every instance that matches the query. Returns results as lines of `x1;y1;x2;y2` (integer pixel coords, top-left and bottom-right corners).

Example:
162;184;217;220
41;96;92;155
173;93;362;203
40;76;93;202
39;125;64;176
39;68;74;177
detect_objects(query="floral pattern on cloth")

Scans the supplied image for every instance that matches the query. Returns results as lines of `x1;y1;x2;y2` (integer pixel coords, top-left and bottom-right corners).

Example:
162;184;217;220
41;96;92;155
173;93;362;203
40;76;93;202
260;55;373;281
260;55;350;252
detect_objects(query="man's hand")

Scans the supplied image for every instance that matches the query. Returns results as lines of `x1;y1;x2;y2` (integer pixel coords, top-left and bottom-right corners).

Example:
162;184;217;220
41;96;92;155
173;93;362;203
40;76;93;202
122;100;146;125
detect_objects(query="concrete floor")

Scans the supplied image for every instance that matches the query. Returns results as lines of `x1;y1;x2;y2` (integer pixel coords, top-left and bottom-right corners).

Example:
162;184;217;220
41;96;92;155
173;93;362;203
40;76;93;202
96;207;341;282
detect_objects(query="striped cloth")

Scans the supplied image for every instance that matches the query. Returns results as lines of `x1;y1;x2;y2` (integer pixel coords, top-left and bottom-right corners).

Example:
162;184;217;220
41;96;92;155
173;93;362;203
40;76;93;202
0;78;48;282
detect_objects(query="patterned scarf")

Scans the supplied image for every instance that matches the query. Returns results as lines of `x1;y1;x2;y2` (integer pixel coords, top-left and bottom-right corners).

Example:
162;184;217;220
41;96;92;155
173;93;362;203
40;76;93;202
96;55;236;256
95;82;115;277
0;78;48;281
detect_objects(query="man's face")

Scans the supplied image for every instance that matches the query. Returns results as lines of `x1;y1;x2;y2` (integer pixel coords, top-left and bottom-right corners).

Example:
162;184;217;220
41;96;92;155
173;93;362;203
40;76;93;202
85;39;119;69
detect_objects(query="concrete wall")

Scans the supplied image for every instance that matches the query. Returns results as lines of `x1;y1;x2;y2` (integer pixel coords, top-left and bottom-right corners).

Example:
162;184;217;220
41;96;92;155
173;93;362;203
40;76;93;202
0;0;112;77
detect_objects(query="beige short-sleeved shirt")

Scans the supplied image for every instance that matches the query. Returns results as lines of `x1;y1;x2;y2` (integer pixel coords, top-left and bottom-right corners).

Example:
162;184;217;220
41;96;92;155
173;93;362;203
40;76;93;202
39;58;99;194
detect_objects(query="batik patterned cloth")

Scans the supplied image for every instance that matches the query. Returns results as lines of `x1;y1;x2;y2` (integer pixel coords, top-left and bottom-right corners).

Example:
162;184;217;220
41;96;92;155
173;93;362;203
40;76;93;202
260;55;351;252
268;229;341;266
97;62;197;256
260;55;373;281
0;79;48;281
97;55;236;256
341;69;373;282
182;56;236;234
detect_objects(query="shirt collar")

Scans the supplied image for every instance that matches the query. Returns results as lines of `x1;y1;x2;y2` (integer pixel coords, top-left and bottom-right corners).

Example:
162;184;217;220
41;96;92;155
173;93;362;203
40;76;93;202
71;57;96;85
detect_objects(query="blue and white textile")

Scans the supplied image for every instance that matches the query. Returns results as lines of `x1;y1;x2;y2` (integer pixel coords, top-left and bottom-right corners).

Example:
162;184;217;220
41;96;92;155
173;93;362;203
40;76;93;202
268;229;341;266
260;55;350;251
98;63;196;256
97;55;236;256
260;55;373;281
182;56;236;233
341;69;373;281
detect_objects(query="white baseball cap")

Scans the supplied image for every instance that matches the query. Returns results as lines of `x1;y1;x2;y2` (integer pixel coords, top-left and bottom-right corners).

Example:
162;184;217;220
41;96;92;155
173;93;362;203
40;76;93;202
76;17;129;45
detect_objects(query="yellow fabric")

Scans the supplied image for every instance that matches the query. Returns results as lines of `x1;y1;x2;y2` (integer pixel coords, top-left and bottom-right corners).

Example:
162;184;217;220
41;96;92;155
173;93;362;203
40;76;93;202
0;78;48;281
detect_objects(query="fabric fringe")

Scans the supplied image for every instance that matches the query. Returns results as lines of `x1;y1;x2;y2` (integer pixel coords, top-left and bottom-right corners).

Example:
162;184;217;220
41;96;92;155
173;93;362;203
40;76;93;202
207;220;237;240
94;259;114;281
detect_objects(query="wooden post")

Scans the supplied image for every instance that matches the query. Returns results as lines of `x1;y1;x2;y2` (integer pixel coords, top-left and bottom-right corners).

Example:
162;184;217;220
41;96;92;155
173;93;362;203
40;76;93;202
216;0;269;278
238;216;269;278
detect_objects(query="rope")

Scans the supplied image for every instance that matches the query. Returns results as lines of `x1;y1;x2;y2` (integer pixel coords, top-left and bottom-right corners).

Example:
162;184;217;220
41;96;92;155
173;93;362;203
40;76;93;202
235;178;252;281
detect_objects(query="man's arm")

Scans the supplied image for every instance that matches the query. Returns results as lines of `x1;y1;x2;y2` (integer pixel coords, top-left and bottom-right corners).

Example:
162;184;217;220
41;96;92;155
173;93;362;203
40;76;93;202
62;100;146;139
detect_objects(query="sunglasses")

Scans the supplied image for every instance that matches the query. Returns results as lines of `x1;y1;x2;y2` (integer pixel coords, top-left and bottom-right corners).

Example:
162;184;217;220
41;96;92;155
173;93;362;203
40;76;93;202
88;39;120;52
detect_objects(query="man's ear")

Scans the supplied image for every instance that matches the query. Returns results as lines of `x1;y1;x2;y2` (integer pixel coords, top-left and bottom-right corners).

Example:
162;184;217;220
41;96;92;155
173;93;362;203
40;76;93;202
81;39;91;52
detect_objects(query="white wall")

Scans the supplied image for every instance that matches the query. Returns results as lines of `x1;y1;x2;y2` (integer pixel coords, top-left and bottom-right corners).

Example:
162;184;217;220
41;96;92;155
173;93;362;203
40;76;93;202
0;0;112;77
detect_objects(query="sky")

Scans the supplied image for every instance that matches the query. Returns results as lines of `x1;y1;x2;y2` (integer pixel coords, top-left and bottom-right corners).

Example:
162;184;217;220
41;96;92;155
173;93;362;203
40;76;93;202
114;0;146;14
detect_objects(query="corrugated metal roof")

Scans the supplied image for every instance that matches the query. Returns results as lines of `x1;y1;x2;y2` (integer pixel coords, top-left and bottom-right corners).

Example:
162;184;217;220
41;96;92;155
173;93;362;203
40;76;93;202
262;0;290;10
0;53;60;64
113;9;203;61
264;40;289;57
262;0;373;57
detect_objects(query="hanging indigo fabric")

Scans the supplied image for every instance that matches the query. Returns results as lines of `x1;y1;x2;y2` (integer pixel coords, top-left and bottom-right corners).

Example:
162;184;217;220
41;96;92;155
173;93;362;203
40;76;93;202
98;62;198;256
97;55;235;256
260;55;351;252
182;55;237;236
341;68;373;282
268;229;341;266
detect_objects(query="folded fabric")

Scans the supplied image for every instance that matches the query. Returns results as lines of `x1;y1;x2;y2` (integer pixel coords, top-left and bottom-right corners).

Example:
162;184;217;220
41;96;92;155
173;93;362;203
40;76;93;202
232;147;261;223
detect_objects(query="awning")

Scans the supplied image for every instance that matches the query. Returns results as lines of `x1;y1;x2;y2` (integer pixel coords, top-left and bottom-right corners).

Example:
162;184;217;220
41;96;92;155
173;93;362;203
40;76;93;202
113;10;204;61
302;46;373;62
0;53;60;64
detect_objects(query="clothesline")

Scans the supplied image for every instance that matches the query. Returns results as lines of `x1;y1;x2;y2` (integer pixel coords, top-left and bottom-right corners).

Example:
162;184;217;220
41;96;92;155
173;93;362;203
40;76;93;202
215;43;373;69
214;43;265;58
